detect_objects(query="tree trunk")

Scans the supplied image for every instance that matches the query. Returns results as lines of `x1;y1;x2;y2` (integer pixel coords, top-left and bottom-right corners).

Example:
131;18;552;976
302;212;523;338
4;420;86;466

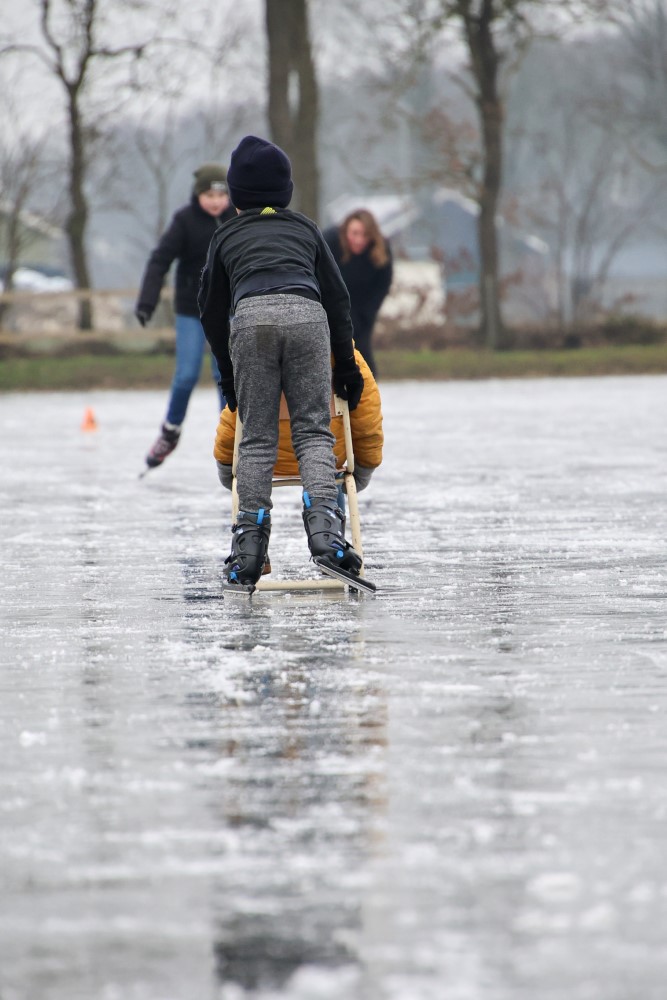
66;90;93;330
266;0;319;221
0;212;20;327
291;4;318;221
463;1;505;348
478;96;503;348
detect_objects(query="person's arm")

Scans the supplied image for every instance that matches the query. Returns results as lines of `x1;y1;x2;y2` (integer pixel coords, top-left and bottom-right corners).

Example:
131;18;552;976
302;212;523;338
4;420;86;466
366;243;393;317
135;213;186;321
199;236;233;380
315;233;354;361
203;272;232;377
322;225;340;260
377;246;393;301
313;233;366;409
349;351;383;474
213;403;236;484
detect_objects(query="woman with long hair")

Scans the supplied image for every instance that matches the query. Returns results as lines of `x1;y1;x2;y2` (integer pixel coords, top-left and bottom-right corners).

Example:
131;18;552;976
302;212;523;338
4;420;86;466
324;209;393;376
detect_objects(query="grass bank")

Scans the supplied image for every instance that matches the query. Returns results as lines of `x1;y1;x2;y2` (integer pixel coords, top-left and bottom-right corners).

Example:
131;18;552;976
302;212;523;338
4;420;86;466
0;353;176;391
376;344;667;380
2;344;667;392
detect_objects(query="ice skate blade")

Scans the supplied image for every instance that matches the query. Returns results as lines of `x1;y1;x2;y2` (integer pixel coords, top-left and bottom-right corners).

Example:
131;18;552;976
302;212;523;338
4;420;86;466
139;462;164;478
222;579;257;596
313;557;377;594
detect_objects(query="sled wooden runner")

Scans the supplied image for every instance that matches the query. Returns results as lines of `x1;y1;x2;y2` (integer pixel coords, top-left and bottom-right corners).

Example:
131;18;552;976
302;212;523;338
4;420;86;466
230;395;365;592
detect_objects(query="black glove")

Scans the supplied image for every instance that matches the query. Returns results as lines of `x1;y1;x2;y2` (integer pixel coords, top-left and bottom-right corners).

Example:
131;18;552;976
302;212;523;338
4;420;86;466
333;356;364;411
218;376;237;413
135;306;152;327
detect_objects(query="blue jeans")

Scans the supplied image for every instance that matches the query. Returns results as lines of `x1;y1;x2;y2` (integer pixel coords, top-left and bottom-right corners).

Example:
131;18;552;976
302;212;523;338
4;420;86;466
336;477;346;514
165;314;224;426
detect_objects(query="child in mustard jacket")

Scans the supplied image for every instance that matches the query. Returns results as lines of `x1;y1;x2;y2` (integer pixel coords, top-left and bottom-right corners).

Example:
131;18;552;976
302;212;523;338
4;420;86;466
214;348;382;494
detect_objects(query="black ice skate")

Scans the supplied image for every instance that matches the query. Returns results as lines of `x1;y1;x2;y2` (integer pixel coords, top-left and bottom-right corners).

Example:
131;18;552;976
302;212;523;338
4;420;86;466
142;423;181;475
302;493;376;594
223;509;271;595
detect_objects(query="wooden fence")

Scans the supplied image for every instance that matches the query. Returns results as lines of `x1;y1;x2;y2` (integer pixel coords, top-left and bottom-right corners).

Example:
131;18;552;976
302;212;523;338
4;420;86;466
0;288;174;340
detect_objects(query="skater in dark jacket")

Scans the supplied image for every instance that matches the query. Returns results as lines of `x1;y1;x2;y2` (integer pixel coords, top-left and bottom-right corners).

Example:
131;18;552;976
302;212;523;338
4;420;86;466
323;209;393;377
135;163;236;471
199;135;367;592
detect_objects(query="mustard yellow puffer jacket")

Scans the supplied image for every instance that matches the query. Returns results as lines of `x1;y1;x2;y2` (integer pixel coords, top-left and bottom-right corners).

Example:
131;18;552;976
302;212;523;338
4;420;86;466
213;349;383;474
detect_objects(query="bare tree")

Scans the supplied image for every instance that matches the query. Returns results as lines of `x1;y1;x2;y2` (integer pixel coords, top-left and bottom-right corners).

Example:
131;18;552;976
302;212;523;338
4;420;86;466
520;75;667;330
407;1;547;348
334;0;606;347
587;0;667;173
266;0;319;220
0;0;160;328
0;141;52;326
0;70;65;326
410;1;515;347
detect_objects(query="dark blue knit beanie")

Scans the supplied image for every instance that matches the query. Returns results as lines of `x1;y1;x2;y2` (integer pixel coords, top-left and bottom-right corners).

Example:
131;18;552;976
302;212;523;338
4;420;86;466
227;135;293;210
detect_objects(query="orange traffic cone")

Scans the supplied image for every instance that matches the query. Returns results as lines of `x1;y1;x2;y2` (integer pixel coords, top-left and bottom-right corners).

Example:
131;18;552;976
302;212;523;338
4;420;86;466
81;407;98;432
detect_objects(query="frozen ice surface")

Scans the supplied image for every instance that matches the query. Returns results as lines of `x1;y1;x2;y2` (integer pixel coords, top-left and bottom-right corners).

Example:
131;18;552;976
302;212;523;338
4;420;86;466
1;377;667;1000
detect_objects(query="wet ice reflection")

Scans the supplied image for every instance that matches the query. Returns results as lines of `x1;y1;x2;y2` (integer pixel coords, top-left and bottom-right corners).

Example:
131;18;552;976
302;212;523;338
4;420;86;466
1;378;666;999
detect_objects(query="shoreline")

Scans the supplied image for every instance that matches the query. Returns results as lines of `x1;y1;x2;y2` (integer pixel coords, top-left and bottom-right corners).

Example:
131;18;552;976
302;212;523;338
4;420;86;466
3;344;667;391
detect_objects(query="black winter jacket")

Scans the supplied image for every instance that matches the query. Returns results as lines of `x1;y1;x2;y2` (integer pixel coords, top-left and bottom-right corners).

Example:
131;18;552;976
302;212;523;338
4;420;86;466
136;197;236;318
198;208;355;381
322;226;393;343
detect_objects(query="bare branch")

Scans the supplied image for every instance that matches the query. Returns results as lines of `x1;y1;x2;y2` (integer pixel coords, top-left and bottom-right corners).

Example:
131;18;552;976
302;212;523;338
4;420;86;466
0;41;56;74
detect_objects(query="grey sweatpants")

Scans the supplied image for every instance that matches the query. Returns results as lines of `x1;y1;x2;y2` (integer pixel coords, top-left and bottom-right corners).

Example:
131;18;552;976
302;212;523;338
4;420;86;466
229;294;337;511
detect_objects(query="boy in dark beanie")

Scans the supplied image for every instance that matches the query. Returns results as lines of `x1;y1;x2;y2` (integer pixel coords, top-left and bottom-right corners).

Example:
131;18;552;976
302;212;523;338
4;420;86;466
199;135;368;592
135;162;236;472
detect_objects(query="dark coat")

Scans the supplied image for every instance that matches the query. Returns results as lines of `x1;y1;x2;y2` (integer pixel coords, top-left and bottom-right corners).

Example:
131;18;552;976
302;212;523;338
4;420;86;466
322;226;393;354
198;207;355;381
136;197;236;318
